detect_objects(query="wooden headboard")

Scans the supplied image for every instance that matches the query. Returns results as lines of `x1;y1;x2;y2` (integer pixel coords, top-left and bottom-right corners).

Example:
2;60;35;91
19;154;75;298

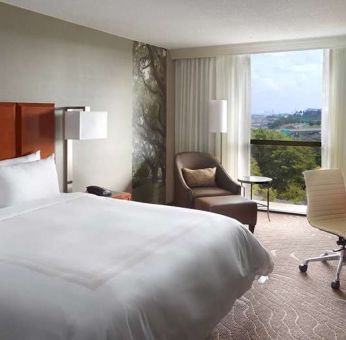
0;102;55;161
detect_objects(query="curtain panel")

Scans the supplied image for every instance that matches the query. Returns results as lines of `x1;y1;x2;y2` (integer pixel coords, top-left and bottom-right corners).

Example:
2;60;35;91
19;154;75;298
174;55;251;179
322;48;346;174
215;55;251;180
175;58;216;154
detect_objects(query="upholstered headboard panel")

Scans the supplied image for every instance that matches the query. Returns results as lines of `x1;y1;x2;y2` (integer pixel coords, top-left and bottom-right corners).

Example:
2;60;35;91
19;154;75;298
0;103;17;160
0;102;55;161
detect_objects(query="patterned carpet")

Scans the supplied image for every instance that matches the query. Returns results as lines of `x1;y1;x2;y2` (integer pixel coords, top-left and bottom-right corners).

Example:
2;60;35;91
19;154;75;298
208;212;346;340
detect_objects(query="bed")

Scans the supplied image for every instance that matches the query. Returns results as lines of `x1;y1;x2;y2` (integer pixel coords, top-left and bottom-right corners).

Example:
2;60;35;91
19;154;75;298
0;102;273;340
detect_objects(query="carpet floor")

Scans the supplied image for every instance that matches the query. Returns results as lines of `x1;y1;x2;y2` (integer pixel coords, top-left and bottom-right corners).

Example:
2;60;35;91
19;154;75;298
208;212;346;340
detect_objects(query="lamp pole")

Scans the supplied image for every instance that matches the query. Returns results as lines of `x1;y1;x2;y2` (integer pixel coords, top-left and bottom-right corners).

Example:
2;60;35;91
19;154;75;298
220;133;223;164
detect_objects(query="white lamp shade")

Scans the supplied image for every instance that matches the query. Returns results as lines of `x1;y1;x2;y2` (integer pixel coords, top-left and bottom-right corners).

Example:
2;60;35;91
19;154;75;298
64;111;108;140
209;100;227;133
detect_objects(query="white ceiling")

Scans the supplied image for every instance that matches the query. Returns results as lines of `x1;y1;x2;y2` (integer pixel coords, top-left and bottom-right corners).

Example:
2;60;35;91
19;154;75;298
2;0;346;49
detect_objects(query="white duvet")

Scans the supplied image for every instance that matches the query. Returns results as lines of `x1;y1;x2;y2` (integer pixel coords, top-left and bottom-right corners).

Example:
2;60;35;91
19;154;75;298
0;193;273;340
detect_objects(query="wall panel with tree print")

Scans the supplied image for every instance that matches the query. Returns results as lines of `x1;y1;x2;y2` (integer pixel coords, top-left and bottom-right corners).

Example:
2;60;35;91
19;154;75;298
132;42;167;203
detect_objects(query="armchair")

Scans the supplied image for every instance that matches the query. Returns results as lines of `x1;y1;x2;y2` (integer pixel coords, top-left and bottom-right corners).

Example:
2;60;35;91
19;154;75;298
174;152;241;208
174;152;257;232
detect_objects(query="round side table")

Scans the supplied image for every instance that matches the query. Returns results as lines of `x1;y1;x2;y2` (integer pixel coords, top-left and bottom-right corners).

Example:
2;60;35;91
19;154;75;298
238;176;272;221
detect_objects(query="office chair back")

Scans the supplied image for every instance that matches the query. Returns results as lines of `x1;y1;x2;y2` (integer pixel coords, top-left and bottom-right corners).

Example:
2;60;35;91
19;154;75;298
304;169;346;225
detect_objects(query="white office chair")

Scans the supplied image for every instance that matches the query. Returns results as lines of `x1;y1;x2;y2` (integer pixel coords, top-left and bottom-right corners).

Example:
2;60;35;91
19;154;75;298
299;169;346;289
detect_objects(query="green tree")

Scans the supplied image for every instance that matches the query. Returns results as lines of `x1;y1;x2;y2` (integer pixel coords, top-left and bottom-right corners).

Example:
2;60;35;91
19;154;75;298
251;128;320;204
250;157;278;201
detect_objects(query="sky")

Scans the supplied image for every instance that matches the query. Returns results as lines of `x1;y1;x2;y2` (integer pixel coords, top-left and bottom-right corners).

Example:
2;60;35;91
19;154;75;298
251;49;323;115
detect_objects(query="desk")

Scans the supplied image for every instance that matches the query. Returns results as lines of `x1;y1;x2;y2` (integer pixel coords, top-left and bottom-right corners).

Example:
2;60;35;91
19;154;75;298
238;176;272;220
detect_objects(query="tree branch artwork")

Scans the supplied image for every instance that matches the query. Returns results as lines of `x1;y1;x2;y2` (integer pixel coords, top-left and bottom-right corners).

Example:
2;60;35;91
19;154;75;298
132;42;167;203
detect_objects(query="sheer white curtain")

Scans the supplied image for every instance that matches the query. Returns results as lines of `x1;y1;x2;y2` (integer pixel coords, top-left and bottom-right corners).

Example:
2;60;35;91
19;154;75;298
175;58;216;154
322;48;346;173
216;55;251;179
175;55;251;179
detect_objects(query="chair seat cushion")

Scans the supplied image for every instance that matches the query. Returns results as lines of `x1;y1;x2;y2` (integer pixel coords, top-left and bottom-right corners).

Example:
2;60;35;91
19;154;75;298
194;195;257;226
312;217;346;239
191;186;232;199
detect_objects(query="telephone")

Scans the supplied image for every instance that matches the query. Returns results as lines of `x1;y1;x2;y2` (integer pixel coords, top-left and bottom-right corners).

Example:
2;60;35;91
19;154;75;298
86;186;112;197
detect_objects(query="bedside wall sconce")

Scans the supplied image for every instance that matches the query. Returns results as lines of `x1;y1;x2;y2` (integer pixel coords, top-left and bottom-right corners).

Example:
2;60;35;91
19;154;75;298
62;106;108;193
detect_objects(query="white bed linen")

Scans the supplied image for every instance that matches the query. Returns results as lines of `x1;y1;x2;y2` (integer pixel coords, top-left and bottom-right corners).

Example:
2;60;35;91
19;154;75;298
0;193;273;340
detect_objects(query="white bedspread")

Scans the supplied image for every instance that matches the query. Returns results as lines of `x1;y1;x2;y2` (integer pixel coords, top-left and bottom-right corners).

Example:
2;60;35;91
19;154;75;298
0;193;273;340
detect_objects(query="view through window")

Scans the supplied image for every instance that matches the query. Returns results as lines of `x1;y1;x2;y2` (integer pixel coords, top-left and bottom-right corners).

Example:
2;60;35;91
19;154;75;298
251;50;323;206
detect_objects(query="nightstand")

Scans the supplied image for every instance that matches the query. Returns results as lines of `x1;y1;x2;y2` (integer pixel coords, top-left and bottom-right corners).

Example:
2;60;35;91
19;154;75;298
111;191;132;200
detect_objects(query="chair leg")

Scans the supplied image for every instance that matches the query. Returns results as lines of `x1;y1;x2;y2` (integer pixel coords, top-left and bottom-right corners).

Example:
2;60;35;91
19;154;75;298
333;248;345;283
249;225;255;233
302;253;340;265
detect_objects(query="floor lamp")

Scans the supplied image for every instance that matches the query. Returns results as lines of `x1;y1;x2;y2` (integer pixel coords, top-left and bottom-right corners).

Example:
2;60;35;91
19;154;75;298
209;100;227;164
63;107;108;193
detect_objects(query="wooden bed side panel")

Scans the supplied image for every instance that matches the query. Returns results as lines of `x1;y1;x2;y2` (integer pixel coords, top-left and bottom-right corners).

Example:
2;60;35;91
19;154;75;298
17;103;55;159
0;103;17;160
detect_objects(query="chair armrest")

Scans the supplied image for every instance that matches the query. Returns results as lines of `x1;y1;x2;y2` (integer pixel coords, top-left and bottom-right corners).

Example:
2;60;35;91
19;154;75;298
216;165;241;194
174;167;194;208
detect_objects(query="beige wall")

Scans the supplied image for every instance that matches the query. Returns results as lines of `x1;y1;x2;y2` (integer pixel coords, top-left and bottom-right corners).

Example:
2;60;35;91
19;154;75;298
0;3;133;193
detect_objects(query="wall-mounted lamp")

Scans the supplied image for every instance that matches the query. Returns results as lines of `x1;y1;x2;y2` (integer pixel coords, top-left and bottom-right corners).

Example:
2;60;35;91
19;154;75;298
62;106;108;193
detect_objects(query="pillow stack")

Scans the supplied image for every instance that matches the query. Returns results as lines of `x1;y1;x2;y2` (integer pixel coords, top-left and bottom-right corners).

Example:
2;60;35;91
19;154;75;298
0;151;60;208
0;150;40;166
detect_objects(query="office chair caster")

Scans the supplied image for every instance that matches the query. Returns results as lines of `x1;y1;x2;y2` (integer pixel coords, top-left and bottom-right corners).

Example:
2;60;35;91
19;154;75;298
331;280;340;290
299;264;307;272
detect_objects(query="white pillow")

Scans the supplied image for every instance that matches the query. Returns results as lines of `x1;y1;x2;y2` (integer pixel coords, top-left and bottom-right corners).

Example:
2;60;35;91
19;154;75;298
0;151;41;166
0;157;60;207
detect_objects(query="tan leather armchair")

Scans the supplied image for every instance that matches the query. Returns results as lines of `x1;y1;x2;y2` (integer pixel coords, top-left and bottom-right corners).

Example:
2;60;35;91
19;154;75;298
174;152;241;208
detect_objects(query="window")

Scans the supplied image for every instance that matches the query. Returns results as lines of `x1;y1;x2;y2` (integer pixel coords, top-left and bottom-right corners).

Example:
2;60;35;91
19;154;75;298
251;50;323;208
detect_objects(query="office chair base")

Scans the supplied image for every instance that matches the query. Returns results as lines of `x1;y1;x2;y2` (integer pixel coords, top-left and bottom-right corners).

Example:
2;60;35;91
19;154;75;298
299;246;345;289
